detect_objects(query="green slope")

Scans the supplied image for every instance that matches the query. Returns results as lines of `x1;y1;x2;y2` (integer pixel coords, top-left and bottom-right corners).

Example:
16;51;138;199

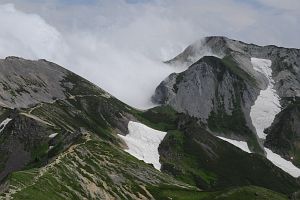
148;185;288;200
136;107;300;195
1;133;192;200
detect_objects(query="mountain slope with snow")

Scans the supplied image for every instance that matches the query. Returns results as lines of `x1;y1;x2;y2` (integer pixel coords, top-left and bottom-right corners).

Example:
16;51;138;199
153;55;263;153
153;36;300;156
1;37;300;199
264;99;300;167
152;36;300;194
0;57;196;199
217;136;300;178
250;58;281;139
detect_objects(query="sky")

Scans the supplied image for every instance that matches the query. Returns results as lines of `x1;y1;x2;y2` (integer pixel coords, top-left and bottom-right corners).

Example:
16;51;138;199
0;0;299;109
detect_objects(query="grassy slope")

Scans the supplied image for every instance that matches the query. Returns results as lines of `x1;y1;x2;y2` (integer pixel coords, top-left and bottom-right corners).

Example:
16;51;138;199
0;71;298;199
2;134;191;200
136;107;300;195
0;115;292;200
148;185;288;200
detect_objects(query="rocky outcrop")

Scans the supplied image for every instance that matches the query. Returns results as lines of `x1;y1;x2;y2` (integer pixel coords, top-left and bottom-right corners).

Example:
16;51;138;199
0;57;69;108
153;36;300;155
0;110;54;180
154;56;259;122
153;55;262;152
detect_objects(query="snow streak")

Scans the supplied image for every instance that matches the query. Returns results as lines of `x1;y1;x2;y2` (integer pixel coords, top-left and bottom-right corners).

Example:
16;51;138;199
217;136;251;153
250;58;281;139
0;118;12;133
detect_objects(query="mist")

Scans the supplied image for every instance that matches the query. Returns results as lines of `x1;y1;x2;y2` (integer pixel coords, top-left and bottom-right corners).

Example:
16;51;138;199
0;0;299;109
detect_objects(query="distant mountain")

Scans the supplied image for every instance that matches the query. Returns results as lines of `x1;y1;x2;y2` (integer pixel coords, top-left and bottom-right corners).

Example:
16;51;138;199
0;37;300;199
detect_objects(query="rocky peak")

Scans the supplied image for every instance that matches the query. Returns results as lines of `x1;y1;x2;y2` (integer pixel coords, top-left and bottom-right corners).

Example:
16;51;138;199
153;37;300;154
0;57;70;108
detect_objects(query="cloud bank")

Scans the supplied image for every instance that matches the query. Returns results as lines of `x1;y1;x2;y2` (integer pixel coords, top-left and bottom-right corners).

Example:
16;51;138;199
0;4;67;60
0;0;299;109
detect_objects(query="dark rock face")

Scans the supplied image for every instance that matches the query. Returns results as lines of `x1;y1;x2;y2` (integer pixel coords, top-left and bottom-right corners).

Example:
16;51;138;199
265;98;300;166
0;112;52;180
153;56;259;123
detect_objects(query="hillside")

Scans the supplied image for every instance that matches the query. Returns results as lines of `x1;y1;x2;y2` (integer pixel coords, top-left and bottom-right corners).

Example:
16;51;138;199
0;41;299;199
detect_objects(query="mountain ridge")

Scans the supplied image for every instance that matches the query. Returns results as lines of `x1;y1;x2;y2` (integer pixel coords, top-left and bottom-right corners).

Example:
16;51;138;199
0;37;300;199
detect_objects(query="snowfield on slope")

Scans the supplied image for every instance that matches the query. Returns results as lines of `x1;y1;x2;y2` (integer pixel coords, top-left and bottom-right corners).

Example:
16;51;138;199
265;148;300;178
217;136;300;177
217;136;251;153
118;121;167;170
0;118;12;132
250;58;281;139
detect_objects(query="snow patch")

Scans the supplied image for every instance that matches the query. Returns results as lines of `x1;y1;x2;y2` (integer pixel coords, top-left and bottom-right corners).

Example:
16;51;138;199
118;121;167;170
250;58;281;139
265;148;300;178
0;118;12;133
49;133;59;138
217;136;251;153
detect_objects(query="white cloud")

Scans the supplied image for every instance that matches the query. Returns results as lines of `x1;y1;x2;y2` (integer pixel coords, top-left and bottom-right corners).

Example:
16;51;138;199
0;0;299;109
256;0;300;11
0;4;68;60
